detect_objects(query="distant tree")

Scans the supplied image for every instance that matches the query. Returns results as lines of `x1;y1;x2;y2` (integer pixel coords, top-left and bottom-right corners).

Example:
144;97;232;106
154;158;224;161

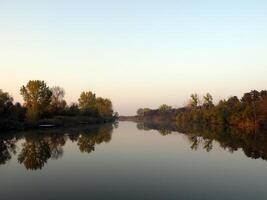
203;93;214;109
188;93;200;108
227;96;240;107
20;80;52;122
260;90;267;99
241;90;261;126
144;108;151;116
137;108;144;117
159;104;172;113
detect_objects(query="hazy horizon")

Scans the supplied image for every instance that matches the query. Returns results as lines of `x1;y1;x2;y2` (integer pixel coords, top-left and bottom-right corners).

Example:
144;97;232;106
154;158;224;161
1;0;267;115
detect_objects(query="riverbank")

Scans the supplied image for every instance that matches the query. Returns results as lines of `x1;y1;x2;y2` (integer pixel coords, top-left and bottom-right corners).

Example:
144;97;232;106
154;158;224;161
0;115;117;132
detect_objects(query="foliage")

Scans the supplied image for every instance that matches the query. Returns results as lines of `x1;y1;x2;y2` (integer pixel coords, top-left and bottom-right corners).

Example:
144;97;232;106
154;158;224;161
178;91;267;129
0;80;116;131
95;97;113;118
20;80;52;122
137;90;267;129
78;91;114;118
0;90;26;130
78;91;98;116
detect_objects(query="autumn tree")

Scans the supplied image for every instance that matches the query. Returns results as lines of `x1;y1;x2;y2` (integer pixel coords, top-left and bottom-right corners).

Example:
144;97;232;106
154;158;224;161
95;97;113;118
20;80;52;122
78;91;97;116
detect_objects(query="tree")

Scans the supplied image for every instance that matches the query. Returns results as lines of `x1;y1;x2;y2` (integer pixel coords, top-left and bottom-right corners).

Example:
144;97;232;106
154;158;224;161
0;90;26;130
66;103;80;116
189;93;199;108
95;97;113;117
241;90;260;126
227;96;240;107
78;91;97;116
51;86;65;104
260;90;267;99
203;93;214;109
0;89;13;114
20;80;52;122
159;104;172;113
137;108;144;117
49;86;66;115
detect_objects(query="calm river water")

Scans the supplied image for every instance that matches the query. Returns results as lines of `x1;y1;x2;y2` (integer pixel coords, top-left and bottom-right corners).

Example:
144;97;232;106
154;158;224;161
1;121;267;200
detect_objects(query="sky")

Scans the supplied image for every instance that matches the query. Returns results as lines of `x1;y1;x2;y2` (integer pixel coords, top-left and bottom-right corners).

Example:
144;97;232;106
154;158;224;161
0;0;267;115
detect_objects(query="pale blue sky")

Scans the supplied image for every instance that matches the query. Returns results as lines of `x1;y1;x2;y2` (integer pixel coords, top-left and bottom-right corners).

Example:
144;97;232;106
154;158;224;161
0;0;267;115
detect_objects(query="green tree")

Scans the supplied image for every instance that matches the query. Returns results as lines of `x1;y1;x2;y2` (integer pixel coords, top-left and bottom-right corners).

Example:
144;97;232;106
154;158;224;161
78;91;97;116
20;80;52;122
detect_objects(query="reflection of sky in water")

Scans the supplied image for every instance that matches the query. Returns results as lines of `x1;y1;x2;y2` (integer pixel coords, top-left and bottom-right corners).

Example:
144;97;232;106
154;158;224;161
0;122;267;200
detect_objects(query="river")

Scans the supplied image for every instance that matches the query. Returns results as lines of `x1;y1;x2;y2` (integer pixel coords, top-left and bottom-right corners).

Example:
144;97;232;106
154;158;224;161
0;121;267;199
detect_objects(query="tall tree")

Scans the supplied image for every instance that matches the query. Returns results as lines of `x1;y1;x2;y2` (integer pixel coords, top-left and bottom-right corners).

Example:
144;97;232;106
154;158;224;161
20;80;52;122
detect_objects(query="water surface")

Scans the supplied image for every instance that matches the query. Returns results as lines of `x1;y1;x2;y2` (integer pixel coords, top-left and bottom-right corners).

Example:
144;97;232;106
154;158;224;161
1;121;267;200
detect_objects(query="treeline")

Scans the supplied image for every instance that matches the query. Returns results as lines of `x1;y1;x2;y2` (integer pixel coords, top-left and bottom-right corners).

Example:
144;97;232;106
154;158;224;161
0;80;117;130
136;90;267;129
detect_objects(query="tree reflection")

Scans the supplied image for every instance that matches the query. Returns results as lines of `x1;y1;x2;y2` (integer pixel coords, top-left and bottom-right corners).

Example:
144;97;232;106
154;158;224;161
0;124;113;170
77;124;113;154
18;139;51;170
0;123;115;170
0;136;17;165
47;134;66;160
137;121;267;161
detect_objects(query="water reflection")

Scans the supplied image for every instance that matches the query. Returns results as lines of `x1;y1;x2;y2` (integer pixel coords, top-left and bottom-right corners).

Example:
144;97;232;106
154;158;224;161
137;121;267;161
1;121;267;170
0;135;17;165
0;124;114;170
